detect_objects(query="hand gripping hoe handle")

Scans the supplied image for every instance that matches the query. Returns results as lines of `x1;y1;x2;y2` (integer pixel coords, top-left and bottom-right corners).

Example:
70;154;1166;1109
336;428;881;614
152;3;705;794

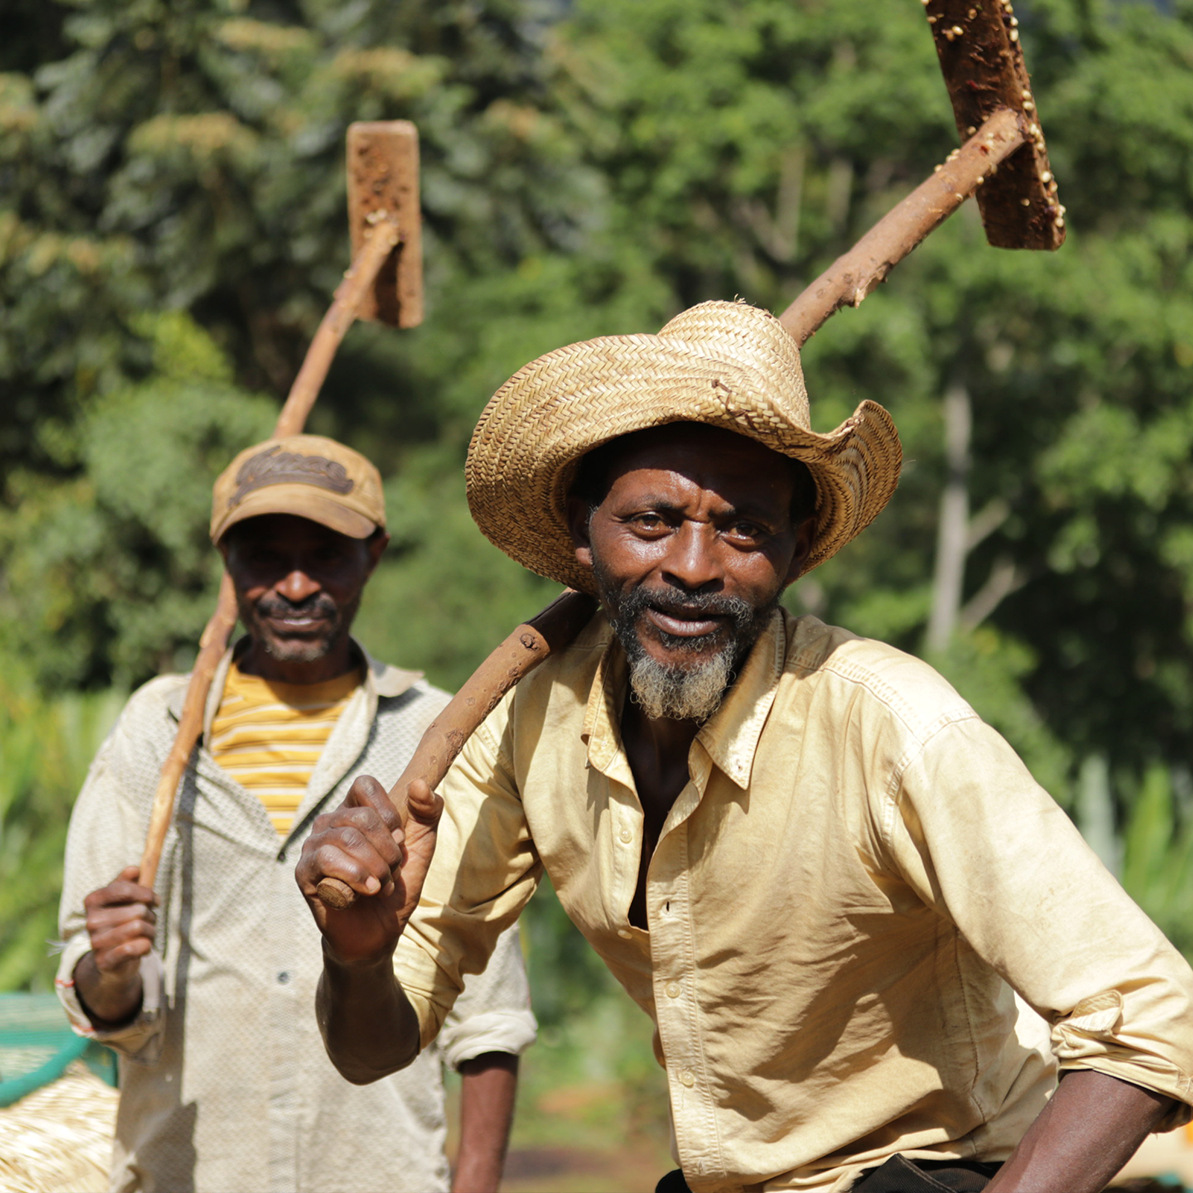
313;589;599;909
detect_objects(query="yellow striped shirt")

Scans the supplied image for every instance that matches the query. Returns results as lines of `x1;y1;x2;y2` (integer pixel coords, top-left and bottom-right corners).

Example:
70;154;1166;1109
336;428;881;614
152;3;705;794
210;664;362;837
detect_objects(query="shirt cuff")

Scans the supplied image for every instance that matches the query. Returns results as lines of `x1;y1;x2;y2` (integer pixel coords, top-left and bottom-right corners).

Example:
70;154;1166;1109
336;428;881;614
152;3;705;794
1053;990;1193;1129
55;937;166;1065
439;1009;538;1071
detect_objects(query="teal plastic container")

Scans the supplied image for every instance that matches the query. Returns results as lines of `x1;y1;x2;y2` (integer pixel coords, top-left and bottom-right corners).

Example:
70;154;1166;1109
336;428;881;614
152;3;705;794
0;992;117;1108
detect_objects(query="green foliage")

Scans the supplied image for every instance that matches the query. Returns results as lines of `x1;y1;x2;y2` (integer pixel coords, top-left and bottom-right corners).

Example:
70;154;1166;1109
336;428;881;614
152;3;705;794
0;671;124;990
1119;765;1193;956
354;460;561;691
0;312;276;687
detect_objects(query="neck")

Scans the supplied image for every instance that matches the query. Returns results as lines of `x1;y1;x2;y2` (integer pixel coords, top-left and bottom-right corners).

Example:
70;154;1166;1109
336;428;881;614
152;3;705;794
236;637;358;685
620;696;702;832
622;700;701;766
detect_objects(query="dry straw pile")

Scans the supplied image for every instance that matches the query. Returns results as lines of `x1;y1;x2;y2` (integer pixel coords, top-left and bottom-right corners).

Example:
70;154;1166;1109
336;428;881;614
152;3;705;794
0;1064;116;1193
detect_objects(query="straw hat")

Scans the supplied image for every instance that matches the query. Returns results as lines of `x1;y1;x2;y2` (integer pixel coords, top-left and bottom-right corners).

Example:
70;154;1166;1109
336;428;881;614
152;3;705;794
466;300;902;595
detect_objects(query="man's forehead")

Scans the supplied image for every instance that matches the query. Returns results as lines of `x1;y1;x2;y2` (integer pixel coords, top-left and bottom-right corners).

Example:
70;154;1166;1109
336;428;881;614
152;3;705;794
600;424;796;488
223;513;355;546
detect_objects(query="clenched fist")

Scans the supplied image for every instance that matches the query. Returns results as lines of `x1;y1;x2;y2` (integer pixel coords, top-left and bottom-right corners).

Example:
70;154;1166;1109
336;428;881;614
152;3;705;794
295;774;443;965
74;865;157;1027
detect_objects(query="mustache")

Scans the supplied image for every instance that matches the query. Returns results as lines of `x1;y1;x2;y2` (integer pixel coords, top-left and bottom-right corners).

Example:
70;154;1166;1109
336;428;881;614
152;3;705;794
254;594;339;622
612;585;755;633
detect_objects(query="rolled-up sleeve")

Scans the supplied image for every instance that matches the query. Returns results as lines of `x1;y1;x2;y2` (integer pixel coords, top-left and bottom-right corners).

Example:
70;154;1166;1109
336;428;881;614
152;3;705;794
56;940;165;1063
885;714;1193;1125
437;924;537;1070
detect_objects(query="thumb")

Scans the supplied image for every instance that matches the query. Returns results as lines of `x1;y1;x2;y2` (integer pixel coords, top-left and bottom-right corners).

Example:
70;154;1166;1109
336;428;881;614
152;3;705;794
391;779;443;921
402;778;443;832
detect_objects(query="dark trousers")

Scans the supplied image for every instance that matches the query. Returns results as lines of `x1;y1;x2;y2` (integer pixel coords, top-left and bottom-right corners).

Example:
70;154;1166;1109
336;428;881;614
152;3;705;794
656;1154;1000;1193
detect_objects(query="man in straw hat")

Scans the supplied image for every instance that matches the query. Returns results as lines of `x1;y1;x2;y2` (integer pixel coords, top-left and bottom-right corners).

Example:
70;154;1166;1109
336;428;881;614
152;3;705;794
297;303;1193;1192
55;435;535;1193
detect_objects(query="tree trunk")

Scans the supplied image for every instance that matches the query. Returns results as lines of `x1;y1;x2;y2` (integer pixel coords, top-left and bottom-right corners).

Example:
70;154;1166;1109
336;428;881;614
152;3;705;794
927;380;971;653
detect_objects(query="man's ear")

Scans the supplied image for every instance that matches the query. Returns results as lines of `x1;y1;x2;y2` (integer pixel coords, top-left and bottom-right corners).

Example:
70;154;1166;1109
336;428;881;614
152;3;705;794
566;496;595;572
365;531;390;575
782;515;817;587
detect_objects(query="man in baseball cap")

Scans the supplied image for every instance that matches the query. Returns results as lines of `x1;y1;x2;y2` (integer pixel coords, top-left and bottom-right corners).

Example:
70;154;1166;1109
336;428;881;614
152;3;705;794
55;434;535;1193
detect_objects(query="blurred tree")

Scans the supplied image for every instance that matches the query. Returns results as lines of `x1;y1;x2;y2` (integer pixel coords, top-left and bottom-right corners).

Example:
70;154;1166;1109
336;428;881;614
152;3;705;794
0;671;124;989
1;0;608;685
548;0;1193;788
0;312;276;688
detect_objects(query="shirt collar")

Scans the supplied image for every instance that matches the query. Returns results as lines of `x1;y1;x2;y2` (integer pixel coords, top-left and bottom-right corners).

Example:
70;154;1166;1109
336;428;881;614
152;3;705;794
695;609;787;790
581;609;787;791
581;621;632;785
165;636;422;734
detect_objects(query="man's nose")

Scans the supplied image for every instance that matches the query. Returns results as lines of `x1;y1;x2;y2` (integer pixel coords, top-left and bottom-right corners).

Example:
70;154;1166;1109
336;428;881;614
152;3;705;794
661;522;721;591
276;568;320;603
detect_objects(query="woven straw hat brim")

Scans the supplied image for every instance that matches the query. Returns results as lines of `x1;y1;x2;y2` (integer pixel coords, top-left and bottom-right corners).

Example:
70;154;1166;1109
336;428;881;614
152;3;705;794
466;303;902;595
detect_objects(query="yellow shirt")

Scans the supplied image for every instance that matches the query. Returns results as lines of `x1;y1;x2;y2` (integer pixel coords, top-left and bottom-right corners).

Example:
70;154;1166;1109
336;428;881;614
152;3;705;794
400;609;1193;1193
211;664;362;836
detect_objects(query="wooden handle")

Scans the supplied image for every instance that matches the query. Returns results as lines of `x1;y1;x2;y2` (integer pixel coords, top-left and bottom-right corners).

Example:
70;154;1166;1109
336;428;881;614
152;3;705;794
315;588;599;910
314;876;357;910
139;574;239;889
138;221;402;893
779;107;1026;345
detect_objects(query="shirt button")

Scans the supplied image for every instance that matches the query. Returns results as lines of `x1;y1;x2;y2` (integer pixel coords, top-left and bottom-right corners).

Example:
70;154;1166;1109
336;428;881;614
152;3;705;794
665;981;681;998
619;827;633;844
277;971;290;984
680;1069;696;1088
617;928;633;939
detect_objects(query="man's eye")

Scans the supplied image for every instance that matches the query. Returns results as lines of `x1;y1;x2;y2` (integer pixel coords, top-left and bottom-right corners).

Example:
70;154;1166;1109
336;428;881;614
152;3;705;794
631;513;667;531
726;522;765;542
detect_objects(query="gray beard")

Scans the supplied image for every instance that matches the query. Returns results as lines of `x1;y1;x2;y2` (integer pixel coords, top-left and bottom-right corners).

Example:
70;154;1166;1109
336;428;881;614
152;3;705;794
625;644;737;722
594;558;776;723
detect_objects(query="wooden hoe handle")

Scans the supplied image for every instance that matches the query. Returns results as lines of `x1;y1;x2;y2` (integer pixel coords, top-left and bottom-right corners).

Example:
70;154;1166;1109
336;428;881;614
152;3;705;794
314;588;598;910
138;221;400;892
779;107;1026;346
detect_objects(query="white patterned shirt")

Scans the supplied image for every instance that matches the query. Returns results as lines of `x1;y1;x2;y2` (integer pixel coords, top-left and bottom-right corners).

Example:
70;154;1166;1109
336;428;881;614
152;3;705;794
57;642;536;1193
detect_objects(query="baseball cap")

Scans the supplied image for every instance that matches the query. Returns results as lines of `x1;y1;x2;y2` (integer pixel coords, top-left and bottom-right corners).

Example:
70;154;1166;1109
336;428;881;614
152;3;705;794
210;435;386;542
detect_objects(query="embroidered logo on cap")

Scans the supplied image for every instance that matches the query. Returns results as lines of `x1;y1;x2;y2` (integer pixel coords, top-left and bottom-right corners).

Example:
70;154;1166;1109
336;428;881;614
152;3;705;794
229;446;355;508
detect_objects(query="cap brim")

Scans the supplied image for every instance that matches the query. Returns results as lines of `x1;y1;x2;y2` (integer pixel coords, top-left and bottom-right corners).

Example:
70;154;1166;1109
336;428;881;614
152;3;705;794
211;484;378;542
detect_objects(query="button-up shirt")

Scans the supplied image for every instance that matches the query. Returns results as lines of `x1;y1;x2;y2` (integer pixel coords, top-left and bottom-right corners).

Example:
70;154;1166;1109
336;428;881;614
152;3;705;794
398;610;1193;1193
57;643;536;1193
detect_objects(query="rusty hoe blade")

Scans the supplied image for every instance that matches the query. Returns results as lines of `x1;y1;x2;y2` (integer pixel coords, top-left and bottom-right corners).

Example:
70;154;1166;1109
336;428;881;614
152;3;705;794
926;0;1064;249
780;0;1064;343
347;120;425;329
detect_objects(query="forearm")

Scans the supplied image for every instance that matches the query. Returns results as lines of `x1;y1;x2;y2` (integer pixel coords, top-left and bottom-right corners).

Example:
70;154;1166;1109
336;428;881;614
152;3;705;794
73;950;143;1028
315;939;422;1084
986;1069;1175;1193
453;1053;519;1193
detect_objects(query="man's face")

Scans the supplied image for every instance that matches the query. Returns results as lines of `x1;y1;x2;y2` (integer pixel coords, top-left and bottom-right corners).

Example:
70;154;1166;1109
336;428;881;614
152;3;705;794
219;514;386;666
570;424;814;722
